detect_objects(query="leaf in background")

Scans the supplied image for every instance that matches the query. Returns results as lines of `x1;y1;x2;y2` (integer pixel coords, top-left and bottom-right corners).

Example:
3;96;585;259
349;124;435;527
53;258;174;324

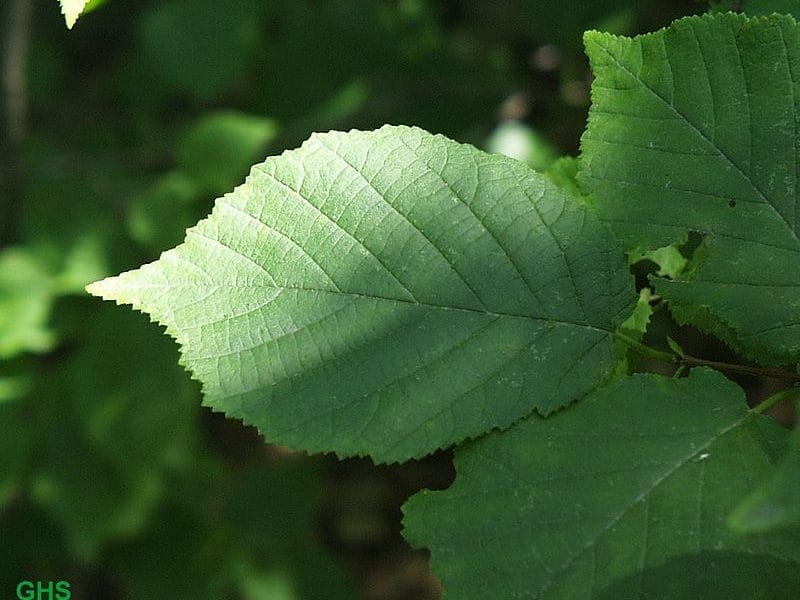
30;436;164;561
580;14;800;365
67;306;198;468
618;287;653;342
545;156;584;201
177;110;279;196
83;0;110;15
402;369;800;599
58;0;89;29
88;125;634;463
0;376;31;404
0;249;57;358
0;242;107;359
128;171;202;252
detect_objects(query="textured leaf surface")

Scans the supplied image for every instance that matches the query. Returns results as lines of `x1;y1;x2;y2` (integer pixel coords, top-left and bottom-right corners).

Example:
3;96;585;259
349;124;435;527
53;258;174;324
402;369;800;599
580;14;800;364
88;125;634;462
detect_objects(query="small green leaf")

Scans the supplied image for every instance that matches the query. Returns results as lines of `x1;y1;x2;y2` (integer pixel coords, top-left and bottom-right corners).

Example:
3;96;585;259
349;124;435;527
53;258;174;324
88;125;635;463
545;156;584;202
0;249;57;358
618;287;653;341
667;335;687;358
630;244;688;279
402;369;800;599
580;14;800;365
0;242;108;359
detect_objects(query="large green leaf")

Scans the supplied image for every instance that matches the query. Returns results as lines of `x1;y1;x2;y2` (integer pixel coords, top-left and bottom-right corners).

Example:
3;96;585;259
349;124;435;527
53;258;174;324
402;369;800;599
88;125;634;463
579;13;800;365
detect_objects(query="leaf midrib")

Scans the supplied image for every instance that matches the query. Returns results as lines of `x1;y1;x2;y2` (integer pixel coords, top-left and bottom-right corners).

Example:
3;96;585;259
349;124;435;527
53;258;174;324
104;279;612;334
535;412;751;598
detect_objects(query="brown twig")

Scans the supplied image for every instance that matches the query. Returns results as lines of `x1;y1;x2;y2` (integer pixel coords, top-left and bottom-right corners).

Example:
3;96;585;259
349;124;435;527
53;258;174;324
615;332;800;383
677;354;800;383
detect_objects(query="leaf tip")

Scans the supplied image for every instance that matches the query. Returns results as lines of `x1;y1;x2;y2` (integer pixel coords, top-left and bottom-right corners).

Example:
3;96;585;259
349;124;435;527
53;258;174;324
59;0;89;29
85;276;116;300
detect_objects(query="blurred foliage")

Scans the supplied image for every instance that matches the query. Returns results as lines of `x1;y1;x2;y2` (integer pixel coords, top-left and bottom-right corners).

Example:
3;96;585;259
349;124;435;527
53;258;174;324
1;0;709;597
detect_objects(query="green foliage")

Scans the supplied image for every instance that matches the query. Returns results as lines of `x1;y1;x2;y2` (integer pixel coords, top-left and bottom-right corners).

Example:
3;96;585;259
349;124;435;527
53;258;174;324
580;13;800;365
0;242;101;358
139;0;263;100
629;244;688;279
402;369;799;598
83;10;800;596
176;110;279;196
88;125;634;463
0;249;58;357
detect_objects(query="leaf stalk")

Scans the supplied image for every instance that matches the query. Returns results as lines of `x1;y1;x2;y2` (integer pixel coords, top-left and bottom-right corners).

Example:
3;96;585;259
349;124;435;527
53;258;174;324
750;387;800;415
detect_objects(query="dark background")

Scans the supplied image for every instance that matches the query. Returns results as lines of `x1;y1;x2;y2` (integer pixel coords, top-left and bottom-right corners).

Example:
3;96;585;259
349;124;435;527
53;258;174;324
0;1;729;598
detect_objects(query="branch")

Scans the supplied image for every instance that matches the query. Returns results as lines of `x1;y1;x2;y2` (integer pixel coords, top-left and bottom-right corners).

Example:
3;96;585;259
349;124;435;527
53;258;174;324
615;332;800;384
751;387;800;415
